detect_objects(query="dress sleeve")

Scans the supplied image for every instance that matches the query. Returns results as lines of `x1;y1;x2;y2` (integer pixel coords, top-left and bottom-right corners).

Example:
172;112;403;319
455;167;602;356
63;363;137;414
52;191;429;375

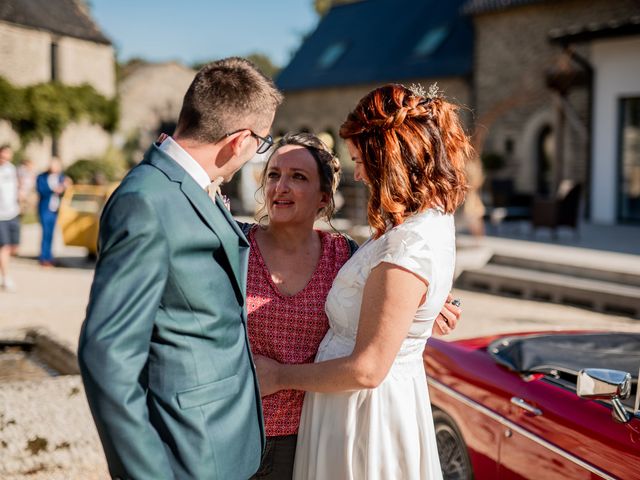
370;227;433;285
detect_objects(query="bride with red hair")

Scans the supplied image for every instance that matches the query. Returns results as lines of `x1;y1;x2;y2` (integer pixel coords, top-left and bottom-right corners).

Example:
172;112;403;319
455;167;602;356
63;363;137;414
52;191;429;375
256;83;472;479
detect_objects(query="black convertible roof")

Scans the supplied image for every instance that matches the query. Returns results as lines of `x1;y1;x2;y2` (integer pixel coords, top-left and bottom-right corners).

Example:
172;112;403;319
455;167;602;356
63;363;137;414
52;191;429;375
489;332;640;378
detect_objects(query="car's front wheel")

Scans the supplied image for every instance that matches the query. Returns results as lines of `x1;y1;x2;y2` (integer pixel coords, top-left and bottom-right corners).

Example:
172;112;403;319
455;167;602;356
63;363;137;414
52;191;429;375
434;409;474;480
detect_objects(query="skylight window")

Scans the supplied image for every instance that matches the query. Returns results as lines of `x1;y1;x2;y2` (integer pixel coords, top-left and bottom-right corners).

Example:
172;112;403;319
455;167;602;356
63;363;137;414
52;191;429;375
414;25;449;57
317;42;347;69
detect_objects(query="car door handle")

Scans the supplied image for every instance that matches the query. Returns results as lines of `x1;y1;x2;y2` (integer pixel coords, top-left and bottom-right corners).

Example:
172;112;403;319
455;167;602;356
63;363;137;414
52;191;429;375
510;397;542;416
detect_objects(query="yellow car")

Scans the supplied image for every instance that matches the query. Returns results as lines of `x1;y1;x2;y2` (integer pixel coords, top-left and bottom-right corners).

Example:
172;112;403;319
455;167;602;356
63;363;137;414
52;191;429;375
58;183;118;257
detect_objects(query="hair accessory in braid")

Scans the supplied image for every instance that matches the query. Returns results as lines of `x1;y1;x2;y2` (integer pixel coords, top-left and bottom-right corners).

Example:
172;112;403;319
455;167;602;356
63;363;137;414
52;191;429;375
408;82;441;101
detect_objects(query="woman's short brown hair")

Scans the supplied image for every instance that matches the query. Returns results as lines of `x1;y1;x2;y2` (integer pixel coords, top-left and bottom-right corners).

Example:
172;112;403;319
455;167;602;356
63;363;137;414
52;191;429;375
175;57;283;143
256;132;341;223
339;83;472;238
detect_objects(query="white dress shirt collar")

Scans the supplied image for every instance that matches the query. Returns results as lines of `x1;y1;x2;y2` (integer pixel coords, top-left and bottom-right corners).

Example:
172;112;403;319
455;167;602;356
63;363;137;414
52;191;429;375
158;136;210;189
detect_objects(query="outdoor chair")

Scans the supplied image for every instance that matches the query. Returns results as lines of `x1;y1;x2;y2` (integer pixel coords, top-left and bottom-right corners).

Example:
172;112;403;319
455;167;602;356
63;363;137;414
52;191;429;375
486;178;533;232
531;180;582;239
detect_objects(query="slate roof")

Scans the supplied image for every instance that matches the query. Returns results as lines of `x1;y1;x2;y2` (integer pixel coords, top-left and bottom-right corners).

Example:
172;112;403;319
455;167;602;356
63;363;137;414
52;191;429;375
276;0;472;91
461;0;547;15
0;0;111;45
549;15;640;43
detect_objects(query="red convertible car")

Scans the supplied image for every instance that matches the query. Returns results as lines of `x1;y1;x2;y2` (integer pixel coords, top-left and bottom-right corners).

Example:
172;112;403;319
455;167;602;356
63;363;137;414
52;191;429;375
424;331;640;479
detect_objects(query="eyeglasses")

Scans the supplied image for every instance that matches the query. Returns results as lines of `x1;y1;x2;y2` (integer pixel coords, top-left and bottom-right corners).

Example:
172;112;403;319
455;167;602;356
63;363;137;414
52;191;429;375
224;129;273;154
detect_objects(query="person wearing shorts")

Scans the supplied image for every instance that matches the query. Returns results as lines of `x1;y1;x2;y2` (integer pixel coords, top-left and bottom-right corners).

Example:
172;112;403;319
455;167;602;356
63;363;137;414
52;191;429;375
0;145;20;292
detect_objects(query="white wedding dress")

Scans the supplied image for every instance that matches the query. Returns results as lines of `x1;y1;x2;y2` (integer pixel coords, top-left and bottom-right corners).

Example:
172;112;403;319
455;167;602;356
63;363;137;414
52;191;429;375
293;209;454;480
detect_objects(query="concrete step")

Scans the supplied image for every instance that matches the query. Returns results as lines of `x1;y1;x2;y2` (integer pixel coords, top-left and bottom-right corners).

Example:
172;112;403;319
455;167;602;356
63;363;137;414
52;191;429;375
456;263;640;318
490;254;640;287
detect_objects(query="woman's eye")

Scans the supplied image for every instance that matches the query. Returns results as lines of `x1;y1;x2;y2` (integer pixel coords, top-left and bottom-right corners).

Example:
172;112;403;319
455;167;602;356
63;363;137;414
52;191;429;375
266;172;279;179
293;173;307;180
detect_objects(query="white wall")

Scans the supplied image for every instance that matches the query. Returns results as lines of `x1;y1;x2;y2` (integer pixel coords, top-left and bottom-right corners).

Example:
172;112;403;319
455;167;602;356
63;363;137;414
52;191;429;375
591;36;640;224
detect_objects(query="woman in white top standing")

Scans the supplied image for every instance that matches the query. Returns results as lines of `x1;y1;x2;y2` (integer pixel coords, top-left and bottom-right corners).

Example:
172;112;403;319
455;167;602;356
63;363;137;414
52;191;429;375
256;83;472;479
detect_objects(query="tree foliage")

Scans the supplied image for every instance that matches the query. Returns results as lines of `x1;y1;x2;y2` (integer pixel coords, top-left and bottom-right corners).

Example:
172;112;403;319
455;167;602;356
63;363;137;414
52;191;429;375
245;53;280;79
0;76;118;147
192;52;280;79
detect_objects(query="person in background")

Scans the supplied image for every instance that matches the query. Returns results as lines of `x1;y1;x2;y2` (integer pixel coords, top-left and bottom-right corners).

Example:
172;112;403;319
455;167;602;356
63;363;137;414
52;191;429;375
0;145;20;291
16;158;36;218
36;157;70;267
463;157;486;238
244;132;462;479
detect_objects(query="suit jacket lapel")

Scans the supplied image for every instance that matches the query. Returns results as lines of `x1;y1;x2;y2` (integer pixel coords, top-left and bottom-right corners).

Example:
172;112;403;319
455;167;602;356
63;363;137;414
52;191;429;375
147;146;245;298
215;195;249;246
215;195;249;296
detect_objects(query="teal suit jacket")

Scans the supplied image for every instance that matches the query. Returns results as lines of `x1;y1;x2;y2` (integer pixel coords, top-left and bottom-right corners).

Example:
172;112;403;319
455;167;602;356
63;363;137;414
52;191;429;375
78;145;264;479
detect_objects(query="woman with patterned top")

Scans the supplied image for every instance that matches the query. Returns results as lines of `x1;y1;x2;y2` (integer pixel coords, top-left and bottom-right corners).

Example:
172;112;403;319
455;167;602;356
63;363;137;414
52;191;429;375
255;84;472;479
243;132;461;479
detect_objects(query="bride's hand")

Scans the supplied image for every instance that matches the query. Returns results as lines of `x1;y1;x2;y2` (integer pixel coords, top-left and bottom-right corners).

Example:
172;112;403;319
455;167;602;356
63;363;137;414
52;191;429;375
254;354;282;396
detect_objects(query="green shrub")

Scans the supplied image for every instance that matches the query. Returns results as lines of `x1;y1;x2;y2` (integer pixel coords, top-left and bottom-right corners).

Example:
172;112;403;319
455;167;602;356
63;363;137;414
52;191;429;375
0;76;118;147
66;148;127;185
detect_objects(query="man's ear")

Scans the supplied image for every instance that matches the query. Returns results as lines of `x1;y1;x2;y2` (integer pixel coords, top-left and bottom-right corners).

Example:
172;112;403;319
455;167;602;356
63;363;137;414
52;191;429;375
227;130;251;156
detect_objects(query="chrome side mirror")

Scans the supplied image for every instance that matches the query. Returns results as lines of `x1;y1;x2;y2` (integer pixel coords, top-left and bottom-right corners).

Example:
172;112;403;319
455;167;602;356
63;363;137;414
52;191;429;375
577;368;631;423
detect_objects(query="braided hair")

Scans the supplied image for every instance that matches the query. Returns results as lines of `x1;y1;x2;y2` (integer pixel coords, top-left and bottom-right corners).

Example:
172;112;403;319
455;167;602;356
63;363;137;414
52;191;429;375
339;83;472;238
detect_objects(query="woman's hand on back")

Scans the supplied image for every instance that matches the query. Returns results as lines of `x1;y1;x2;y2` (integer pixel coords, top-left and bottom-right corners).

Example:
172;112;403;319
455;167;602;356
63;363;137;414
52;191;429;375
433;294;462;336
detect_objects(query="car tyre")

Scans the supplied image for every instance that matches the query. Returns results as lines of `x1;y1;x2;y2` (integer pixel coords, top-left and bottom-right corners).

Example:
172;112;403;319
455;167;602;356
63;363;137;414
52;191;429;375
434;409;474;480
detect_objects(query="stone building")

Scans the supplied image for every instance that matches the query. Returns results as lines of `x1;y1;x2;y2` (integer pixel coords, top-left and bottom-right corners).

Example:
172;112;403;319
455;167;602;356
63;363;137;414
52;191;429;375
463;0;640;225
551;17;640;225
0;0;116;168
274;0;473;222
117;61;196;161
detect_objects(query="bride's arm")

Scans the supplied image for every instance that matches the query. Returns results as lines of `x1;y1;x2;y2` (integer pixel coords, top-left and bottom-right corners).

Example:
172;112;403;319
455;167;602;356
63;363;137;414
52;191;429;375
255;262;428;395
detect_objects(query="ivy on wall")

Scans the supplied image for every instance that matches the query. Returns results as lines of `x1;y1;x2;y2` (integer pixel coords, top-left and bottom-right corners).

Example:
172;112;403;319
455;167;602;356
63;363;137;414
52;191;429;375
0;76;118;147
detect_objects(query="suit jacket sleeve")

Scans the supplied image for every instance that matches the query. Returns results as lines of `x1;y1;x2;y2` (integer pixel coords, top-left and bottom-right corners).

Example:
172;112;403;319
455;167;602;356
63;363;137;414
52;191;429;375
78;191;173;479
36;174;51;197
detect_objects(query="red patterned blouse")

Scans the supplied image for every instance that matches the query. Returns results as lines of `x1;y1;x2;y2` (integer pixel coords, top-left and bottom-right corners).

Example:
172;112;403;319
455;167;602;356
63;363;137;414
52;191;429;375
246;225;352;437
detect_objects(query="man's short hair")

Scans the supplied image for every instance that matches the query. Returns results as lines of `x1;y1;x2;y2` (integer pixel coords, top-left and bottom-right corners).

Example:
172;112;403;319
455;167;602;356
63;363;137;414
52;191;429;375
175;57;283;144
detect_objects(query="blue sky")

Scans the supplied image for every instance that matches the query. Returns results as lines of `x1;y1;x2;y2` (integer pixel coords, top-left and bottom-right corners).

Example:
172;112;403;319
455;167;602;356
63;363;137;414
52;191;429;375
89;0;319;67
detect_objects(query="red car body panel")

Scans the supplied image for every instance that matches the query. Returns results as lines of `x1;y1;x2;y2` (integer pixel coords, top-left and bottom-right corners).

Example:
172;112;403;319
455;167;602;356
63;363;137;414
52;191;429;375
424;333;640;480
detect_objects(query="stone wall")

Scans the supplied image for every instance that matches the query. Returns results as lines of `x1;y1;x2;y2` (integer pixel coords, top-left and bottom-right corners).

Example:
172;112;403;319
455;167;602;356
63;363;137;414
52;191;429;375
471;0;639;194
0;21;115;169
57;36;115;97
0;22;51;86
117;62;196;154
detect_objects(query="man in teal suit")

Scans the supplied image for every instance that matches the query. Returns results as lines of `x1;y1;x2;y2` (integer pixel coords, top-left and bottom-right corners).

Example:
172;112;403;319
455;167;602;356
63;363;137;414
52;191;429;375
78;58;283;479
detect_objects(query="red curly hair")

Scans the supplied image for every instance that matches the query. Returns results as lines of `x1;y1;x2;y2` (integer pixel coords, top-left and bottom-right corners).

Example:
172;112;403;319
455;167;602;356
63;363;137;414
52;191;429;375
339;83;472;238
